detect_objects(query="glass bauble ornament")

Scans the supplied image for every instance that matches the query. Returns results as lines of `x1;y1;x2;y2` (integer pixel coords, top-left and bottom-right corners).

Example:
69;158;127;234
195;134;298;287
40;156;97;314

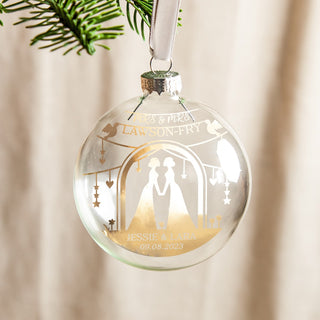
74;71;251;270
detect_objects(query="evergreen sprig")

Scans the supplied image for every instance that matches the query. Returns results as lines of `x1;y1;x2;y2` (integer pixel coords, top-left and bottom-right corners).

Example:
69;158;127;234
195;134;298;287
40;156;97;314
1;0;125;54
0;2;5;26
123;0;181;40
0;0;181;55
124;0;152;40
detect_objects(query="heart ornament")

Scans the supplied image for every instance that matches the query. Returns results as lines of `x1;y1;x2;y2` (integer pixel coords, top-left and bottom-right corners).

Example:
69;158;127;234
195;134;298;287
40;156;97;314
106;180;114;188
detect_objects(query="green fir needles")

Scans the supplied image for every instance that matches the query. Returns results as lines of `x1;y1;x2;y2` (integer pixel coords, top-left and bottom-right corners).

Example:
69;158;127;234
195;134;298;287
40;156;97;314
0;0;161;55
0;2;5;26
124;0;152;40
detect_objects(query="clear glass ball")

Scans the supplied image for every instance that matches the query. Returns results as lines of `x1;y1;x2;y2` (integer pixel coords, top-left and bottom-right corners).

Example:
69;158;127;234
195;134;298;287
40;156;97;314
74;73;251;270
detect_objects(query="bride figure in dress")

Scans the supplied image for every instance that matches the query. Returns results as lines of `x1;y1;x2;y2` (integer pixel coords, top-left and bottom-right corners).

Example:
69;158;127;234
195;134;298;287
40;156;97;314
162;157;195;230
128;158;161;231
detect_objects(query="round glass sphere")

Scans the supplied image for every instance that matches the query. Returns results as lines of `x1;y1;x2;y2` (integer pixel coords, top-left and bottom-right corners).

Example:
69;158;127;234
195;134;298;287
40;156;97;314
74;71;251;270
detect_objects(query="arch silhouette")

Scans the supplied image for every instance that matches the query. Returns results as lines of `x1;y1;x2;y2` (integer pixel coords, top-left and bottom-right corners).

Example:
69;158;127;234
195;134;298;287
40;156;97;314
116;140;207;231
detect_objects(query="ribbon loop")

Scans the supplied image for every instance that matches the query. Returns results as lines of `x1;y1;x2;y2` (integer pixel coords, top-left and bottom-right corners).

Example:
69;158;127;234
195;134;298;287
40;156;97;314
149;0;181;61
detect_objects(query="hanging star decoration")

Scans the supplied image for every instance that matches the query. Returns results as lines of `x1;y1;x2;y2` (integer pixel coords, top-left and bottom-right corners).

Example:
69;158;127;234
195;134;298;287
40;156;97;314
93;173;101;207
86;120;233;211
100;140;106;164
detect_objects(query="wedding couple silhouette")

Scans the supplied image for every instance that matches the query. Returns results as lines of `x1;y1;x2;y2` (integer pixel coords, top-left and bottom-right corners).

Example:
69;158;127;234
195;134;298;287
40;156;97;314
128;156;196;231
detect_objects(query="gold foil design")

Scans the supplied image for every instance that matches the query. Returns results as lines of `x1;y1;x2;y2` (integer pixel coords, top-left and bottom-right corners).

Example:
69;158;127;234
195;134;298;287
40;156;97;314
104;214;222;257
99;139;106;164
83;111;242;257
93;173;100;207
117;141;207;232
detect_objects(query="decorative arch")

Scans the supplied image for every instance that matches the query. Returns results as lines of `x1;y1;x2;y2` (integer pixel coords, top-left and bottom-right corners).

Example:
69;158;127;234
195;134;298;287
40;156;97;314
116;140;207;231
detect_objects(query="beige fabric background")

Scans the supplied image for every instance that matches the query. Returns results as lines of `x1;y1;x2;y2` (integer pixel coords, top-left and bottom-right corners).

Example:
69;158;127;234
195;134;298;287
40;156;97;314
1;0;320;319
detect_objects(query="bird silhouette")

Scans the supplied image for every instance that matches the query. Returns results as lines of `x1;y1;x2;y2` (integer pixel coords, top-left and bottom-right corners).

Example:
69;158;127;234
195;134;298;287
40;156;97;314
102;122;119;138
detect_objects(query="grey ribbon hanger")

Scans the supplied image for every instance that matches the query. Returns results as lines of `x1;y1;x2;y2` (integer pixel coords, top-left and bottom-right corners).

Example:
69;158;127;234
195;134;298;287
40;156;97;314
149;0;181;62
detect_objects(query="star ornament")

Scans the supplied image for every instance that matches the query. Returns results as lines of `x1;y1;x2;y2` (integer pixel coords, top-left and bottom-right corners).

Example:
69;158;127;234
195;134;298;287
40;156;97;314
93;201;100;207
224;198;231;205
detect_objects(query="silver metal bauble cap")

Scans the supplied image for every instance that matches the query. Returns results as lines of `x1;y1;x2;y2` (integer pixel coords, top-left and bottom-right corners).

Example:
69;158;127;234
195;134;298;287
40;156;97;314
141;71;182;95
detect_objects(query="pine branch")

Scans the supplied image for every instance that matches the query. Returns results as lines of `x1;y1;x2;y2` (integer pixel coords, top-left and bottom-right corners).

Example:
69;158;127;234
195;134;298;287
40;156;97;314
0;0;182;54
1;0;125;55
123;0;152;40
0;2;5;26
123;0;182;41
